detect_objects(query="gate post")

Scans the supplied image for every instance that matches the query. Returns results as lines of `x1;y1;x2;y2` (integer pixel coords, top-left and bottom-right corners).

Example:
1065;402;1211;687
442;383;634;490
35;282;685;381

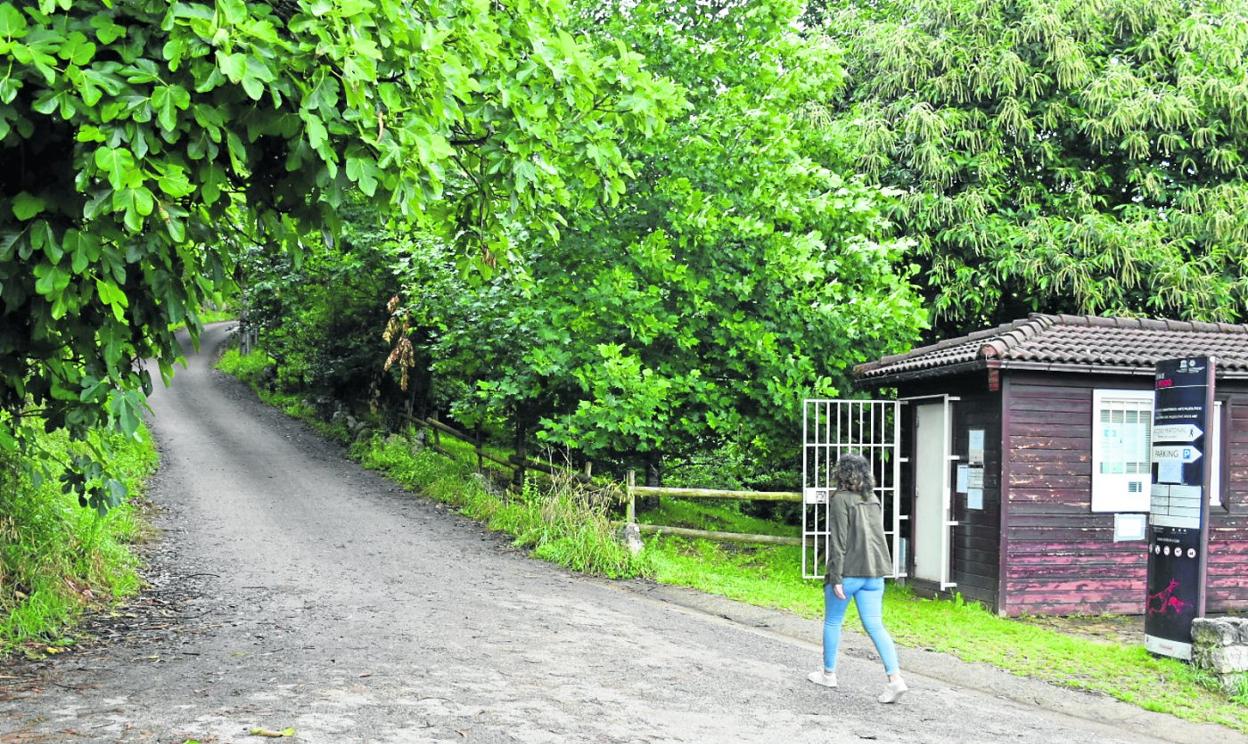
626;468;636;524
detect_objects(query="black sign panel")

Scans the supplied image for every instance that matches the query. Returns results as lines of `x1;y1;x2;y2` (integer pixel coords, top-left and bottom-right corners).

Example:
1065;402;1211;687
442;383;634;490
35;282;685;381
1145;357;1214;660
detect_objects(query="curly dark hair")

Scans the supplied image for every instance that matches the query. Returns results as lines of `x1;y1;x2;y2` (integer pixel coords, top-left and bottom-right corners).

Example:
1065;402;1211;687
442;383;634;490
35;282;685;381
834;453;875;500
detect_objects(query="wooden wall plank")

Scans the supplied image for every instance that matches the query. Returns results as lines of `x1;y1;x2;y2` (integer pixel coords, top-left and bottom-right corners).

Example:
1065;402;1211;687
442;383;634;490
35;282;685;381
1001;376;1248;614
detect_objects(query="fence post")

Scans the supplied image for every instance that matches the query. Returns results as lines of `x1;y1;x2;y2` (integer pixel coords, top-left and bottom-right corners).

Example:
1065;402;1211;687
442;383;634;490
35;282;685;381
584;460;593;479
626;468;636;524
512;417;527;489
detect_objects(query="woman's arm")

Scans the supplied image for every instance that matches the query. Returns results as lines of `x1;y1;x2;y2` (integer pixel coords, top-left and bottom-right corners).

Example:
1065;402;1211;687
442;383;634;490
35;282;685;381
824;494;851;587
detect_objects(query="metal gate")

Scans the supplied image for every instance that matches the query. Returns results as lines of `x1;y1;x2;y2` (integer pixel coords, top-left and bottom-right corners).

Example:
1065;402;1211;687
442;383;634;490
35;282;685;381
801;399;903;579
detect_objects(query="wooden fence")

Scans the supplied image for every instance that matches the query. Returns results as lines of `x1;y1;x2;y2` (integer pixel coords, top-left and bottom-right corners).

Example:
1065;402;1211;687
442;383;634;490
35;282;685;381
626;470;804;547
405;415;803;548
406;414;592;486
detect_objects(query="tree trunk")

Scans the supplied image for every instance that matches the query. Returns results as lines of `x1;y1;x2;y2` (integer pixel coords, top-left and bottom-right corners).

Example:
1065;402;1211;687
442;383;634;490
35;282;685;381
512;413;528;488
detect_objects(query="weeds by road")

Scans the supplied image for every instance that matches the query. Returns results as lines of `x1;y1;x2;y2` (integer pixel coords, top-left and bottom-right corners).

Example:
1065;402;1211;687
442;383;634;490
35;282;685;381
0;424;158;654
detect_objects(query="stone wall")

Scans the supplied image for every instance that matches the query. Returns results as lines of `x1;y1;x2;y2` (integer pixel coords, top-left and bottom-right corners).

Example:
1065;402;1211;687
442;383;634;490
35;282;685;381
1192;617;1248;694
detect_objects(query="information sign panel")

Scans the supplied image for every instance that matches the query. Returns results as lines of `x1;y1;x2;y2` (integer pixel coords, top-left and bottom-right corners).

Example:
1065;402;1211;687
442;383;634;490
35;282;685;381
1145;357;1214;660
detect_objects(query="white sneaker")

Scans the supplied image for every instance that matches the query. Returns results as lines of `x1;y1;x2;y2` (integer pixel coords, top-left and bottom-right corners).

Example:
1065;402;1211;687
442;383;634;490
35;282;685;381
878;678;908;703
807;670;838;688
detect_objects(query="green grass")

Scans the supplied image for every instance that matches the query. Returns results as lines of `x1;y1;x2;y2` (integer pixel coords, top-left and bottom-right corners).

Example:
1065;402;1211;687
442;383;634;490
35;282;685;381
217;348;324;425
168;305;236;333
353;432;649;578
0;424;159;655
643;498;1248;733
216;347;275;388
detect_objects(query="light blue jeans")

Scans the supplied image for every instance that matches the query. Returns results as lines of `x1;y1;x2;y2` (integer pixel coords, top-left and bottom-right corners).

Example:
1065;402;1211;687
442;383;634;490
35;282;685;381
823;577;899;676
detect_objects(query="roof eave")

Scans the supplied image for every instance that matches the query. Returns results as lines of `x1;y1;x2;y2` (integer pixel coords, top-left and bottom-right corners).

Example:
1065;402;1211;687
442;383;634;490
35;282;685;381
998;360;1248;379
853;359;989;389
855;358;1248;388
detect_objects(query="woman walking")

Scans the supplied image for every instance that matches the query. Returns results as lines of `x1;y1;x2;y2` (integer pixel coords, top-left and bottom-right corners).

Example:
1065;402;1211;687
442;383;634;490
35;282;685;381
807;453;907;703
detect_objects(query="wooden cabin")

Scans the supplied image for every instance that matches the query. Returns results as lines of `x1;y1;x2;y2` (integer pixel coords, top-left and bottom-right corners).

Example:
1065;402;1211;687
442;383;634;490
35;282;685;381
854;314;1248;616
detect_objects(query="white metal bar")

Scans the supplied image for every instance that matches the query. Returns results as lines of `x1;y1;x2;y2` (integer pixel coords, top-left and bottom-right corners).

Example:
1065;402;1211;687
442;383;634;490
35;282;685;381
892;400;903;578
802;398;905;581
802;399;809;579
940;395;957;590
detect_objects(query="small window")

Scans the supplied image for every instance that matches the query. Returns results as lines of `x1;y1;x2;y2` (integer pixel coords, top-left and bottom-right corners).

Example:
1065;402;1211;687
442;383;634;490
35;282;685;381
1092;389;1152;512
1092;390;1225;512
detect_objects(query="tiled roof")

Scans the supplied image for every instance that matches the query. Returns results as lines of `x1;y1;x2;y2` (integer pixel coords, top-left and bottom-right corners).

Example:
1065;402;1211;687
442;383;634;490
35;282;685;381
855;314;1248;383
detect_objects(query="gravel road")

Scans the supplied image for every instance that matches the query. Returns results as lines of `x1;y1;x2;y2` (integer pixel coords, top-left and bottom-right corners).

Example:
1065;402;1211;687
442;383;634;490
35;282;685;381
0;325;1225;743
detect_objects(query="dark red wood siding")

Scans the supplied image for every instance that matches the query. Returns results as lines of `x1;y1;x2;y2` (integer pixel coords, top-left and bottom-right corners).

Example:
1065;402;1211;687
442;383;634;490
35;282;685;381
1000;372;1248;616
1209;392;1248;611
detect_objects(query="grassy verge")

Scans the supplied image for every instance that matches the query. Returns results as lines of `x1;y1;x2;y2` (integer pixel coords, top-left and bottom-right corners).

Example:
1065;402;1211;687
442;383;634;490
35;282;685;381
641;499;1248;733
0;425;159;655
354;432;648;578
169;304;236;333
217;348;649;579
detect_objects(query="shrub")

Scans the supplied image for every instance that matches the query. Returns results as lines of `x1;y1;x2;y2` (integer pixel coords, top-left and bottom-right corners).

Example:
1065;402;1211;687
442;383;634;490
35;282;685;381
0;425;157;653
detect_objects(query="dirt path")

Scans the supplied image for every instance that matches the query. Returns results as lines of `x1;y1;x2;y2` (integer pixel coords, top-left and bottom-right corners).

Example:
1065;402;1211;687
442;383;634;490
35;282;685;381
0;326;1224;743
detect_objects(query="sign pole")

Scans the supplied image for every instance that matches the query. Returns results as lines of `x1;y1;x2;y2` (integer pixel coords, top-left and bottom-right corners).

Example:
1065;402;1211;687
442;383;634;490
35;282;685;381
1145;356;1215;660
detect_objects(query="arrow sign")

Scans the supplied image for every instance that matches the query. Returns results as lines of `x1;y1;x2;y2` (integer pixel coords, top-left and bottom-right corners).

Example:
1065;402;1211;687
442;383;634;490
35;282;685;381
1153;424;1203;442
1152;445;1202;463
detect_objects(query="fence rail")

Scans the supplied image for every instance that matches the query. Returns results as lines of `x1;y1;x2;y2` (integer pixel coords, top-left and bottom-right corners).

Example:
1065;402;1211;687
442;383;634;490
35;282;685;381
625;469;802;548
635;524;802;546
631;485;802;502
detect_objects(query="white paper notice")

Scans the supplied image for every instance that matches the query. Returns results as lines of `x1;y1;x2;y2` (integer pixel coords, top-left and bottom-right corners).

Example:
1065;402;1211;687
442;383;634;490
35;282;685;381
968;429;985;465
968;467;984;490
1114;513;1147;541
967;488;983;510
1158;460;1183;484
956;464;969;494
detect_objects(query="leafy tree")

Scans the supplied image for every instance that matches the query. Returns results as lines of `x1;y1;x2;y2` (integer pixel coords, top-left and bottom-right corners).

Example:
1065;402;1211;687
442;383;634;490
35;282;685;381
412;0;925;479
825;0;1248;334
0;0;676;506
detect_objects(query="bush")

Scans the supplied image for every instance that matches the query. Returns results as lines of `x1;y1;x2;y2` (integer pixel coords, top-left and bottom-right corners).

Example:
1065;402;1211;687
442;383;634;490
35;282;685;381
0;425;158;653
352;431;651;579
216;348;276;390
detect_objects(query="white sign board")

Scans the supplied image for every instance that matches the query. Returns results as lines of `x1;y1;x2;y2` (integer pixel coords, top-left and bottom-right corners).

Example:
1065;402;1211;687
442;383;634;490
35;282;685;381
1114;513;1147;542
1151;445;1202;463
967;467;984;490
1151;483;1203;529
1152;424;1202;442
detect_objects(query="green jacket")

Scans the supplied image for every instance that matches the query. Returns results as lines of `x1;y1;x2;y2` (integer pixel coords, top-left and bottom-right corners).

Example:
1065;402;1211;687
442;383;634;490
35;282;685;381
824;489;893;585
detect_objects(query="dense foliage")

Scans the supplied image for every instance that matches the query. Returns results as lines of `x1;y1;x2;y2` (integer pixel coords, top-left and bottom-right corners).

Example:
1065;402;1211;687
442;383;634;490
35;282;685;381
0;422;157;650
15;0;1248;503
826;0;1248;333
244;0;926;486
0;0;676;507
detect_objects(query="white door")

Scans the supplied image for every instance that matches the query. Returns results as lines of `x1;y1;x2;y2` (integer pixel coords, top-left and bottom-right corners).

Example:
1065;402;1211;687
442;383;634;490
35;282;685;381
913;402;948;583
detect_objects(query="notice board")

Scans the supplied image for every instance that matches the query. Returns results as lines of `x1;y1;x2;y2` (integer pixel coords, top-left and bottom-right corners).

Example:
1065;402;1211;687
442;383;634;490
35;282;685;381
1145;356;1214;660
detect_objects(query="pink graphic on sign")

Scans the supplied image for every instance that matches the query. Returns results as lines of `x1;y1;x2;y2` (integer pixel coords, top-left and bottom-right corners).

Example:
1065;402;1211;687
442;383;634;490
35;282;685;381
1147;579;1188;617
